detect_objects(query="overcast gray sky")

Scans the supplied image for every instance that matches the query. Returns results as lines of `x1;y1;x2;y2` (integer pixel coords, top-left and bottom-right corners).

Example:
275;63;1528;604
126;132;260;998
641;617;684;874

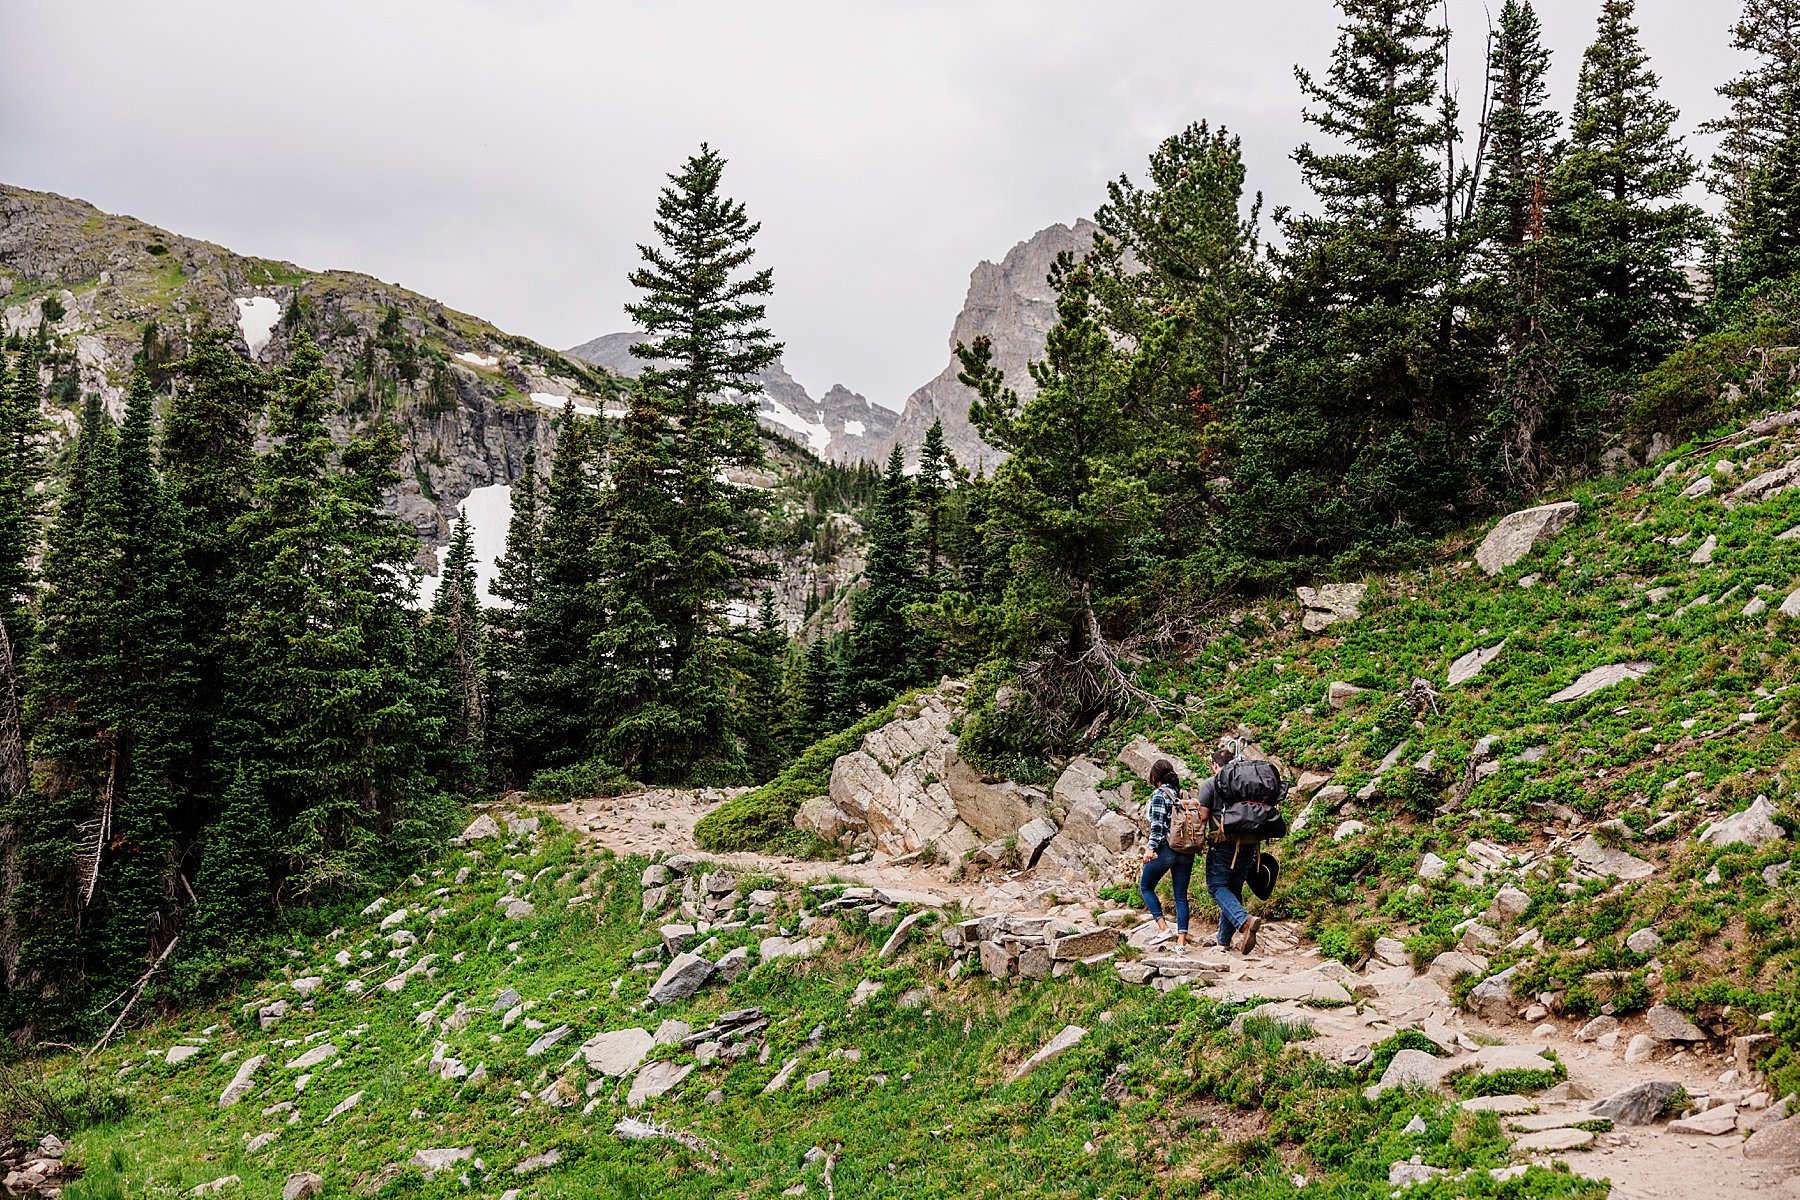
1;1;1741;409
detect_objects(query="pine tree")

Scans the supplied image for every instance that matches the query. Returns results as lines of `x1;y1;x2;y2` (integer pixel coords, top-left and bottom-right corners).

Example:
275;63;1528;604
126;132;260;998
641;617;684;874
190;767;274;943
593;391;683;777
1088;121;1267;414
1233;0;1477;562
0;345;48;637
485;444;541;784
1703;0;1800;303
622;144;782;778
797;636;844;742
737;591;791;780
432;513;486;791
1551;0;1706;379
1471;0;1568;483
217;335;442;900
843;445;923;713
958;264;1152;722
914;419;953;584
510;417;605;775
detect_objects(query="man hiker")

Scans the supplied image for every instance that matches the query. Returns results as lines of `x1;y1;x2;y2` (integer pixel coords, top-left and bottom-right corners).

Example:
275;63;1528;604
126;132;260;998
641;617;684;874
1191;745;1266;952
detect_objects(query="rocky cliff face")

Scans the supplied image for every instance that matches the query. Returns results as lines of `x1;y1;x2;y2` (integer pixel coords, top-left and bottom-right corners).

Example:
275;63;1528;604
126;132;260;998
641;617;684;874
565;332;896;465
884;219;1098;471
0;184;612;572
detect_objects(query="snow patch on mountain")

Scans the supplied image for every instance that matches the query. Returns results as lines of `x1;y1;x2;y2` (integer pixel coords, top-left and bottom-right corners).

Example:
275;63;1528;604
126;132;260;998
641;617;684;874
234;297;281;359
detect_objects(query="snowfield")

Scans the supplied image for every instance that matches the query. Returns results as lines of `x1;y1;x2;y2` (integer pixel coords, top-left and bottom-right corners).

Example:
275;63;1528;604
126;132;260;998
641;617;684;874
530;392;601;415
759;398;831;453
455;351;499;369
233;297;281;359
414;482;515;608
843;419;865;437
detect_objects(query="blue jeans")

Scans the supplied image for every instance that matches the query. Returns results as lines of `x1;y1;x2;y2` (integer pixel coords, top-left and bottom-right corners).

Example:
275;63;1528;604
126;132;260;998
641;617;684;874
1139;844;1194;933
1206;843;1254;946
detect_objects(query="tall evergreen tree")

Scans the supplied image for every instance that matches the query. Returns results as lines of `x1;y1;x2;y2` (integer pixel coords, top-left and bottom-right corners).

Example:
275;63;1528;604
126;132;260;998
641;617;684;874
914;419;953;584
797;635;843;743
432;513;486;791
1471;0;1569;483
843;446;922;714
1550;0;1706;379
217;335;442;901
958;264;1153;723
1703;0;1800;303
593;392;683;776
621;144;781;778
1233;0;1477;563
737;591;792;781
0;346;48;638
509;418;605;775
485;444;542;784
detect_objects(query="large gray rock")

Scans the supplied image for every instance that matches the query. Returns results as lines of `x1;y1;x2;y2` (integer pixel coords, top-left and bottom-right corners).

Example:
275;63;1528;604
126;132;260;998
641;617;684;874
793;796;857;843
1115;736;1190;782
284;1043;337;1071
1326;681;1364;709
526;1025;572;1057
1016;817;1058;866
410;1148;474;1172
1363;1049;1451;1098
945;748;1043;840
1476;501;1579;576
648;953;714;1005
1008;1024;1086;1082
1052;756;1108;808
1465;966;1520;1021
1590;1080;1680;1126
1297;583;1367;633
1698;795;1787;849
1425;951;1486;987
458;813;502;842
1732;455;1800;504
1744;1116;1800;1164
582;1027;655;1076
1546;661;1653;704
1644;1004;1706;1043
219;1055;269;1108
282;1173;324;1200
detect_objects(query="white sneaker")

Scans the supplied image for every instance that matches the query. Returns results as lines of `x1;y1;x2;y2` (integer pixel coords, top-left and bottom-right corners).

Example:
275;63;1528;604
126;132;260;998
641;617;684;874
1147;928;1176;946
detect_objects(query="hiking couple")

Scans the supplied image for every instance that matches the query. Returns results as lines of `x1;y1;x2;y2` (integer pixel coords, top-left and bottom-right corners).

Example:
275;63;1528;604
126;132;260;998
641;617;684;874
1140;746;1284;952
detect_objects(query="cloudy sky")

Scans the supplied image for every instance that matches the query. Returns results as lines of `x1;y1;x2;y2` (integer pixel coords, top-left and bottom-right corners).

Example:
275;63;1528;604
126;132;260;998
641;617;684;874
1;1;1742;408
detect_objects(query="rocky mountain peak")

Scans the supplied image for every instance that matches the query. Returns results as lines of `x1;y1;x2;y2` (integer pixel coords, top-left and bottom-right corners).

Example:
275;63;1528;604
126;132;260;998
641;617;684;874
884;218;1099;471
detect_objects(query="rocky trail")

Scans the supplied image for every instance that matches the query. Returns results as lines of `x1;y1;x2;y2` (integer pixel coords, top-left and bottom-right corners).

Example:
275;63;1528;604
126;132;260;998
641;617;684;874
552;774;1800;1199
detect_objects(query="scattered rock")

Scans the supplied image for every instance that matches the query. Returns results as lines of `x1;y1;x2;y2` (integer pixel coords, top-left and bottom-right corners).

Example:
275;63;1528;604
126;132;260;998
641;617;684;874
1327;681;1365;709
649;953;715;1005
763;1058;803;1094
1697;795;1787;849
1744;1116;1800;1165
582;1028;656;1076
1297;583;1367;633
1388;1161;1445;1186
1575;1016;1618;1043
1669;1106;1741;1136
715;946;750;982
190;1176;241;1195
1333;820;1367;842
526;1024;573;1057
1476;501;1579;576
1425;951;1486;987
1364;1049;1450;1099
1546;661;1653;704
1009;1025;1086;1082
1624;1034;1656;1063
628;1061;695;1108
1417;853;1449;881
1625;928;1662;954
284;1043;337;1071
458;814;501;842
1569;834;1656;881
1644;1004;1706;1043
1448;642;1506;687
218;1054;269;1108
1465;966;1520;1022
512;1148;562;1175
1513;1128;1593;1153
1590;1080;1679;1125
410;1148;474;1172
322;1090;363;1123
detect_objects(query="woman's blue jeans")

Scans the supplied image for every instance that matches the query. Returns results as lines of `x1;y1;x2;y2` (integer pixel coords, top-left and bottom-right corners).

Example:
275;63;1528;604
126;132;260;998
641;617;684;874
1206;843;1253;945
1139;844;1194;932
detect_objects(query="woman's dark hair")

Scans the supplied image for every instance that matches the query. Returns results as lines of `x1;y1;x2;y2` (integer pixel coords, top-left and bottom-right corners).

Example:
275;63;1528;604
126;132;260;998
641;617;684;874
1148;759;1180;790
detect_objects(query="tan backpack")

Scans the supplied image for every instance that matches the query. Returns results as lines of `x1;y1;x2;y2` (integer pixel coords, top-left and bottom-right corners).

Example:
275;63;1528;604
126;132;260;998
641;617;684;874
1165;792;1210;854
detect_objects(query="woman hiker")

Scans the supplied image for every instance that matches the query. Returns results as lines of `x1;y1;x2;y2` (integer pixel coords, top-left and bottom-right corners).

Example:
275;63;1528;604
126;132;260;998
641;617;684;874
1139;759;1195;948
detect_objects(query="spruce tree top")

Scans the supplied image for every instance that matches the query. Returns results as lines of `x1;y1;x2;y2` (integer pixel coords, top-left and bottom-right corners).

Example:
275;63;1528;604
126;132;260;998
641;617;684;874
626;144;783;417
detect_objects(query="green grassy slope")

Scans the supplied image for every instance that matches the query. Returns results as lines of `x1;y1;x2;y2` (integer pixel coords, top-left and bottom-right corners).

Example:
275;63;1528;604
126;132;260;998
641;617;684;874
1113;410;1800;1089
22;821;1603;1200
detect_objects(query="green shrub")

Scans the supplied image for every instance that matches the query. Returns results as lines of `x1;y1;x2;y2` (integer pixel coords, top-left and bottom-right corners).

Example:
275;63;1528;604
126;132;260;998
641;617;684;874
0;1066;130;1140
526;759;632;804
694;695;907;852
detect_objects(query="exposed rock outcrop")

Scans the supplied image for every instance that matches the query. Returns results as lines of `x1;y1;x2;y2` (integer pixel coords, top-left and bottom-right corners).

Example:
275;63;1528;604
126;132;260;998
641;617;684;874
885;221;1098;471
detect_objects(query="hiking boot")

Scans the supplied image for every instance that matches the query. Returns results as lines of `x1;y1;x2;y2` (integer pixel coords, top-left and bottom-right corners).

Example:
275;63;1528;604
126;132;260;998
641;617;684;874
1239;916;1264;954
